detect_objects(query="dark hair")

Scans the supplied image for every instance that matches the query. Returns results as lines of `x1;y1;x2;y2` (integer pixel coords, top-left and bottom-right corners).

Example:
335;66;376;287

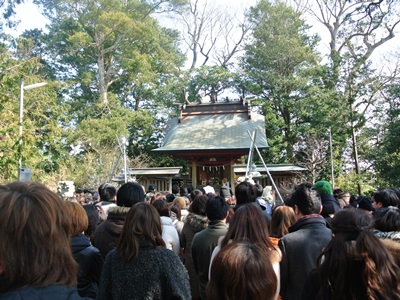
270;205;297;238
117;182;145;207
0;181;78;292
374;188;400;208
315;209;400;299
153;200;170;217
206;196;229;221
170;202;182;220
190;189;203;202
65;201;88;236
117;202;165;262
373;206;400;232
207;242;277;300
235;181;257;205
179;186;188;196
147;184;156;193
290;183;321;215
172;184;180;194
83;204;100;239
187;185;195;195
98;183;117;202
255;184;263;197
220;204;278;261
189;195;208;216
356;195;373;211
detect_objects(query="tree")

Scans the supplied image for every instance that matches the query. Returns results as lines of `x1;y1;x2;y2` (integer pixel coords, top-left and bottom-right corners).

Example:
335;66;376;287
0;40;63;181
305;0;400;192
242;0;321;162
171;0;250;69
187;65;237;103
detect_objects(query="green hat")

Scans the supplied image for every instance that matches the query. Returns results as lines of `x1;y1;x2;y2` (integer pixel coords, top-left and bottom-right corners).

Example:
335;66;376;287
314;180;333;195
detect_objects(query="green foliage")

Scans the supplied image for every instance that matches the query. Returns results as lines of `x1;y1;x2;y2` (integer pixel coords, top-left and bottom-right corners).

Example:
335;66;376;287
242;0;322;162
335;172;375;196
187;66;237;103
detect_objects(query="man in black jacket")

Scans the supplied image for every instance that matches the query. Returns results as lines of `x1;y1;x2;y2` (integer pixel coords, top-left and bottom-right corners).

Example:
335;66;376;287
279;183;332;300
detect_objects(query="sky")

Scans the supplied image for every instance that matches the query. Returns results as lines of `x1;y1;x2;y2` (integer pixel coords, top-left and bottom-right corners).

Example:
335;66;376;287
5;0;399;68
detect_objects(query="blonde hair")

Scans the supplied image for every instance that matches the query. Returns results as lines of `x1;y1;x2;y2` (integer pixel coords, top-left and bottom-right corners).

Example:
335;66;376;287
174;197;186;209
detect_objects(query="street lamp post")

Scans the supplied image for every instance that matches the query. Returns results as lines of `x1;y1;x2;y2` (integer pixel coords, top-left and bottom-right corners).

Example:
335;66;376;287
19;77;47;181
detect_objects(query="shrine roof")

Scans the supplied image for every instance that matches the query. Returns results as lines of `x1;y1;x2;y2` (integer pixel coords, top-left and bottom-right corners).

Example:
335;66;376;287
153;101;269;154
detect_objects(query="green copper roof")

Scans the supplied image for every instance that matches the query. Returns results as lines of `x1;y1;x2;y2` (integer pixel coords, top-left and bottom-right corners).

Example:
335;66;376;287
154;112;269;153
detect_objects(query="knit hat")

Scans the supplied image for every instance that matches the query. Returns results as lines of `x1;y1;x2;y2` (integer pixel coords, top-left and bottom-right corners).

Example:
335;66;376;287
356;196;373;212
314;180;333;195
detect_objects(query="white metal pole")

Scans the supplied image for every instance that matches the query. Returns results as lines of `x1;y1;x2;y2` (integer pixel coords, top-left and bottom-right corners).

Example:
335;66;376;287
329;127;335;188
122;137;128;183
19;77;24;170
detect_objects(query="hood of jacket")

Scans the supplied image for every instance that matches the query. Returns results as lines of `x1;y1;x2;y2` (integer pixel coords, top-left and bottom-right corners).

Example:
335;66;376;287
186;212;209;233
71;234;91;255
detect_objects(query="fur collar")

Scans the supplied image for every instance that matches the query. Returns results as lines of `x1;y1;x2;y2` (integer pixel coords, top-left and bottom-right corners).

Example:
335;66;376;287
187;213;209;232
107;205;131;216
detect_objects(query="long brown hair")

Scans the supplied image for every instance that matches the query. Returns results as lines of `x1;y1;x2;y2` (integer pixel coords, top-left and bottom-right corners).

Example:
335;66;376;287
316;209;400;299
207;241;277;300
117;202;165;262
221;204;278;261
0;181;78;292
270;205;297;238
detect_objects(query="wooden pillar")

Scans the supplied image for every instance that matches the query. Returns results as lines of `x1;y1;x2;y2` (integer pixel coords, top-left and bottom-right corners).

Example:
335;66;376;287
168;176;172;192
230;161;235;191
191;161;197;188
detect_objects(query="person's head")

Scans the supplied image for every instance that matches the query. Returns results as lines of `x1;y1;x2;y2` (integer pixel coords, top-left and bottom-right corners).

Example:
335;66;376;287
254;184;263;197
117;182;145;207
373;188;400;209
235;181;257;205
169;202;182;221
179;186;188;196
189;195;208;216
221;204;275;256
290;183;322;216
152;200;170;217
83;204;100;239
147;184;156;193
187;185;195;195
190;189;203;202
207;241;277;300
373;206;400;232
98;183;117;202
117;202;165;262
270;205;297;238
64;201;88;236
315;208;400;299
0;181;78;292
172;184;180;194
150;192;166;205
174;196;186;210
313;180;333;196
356;195;374;212
206;196;229;221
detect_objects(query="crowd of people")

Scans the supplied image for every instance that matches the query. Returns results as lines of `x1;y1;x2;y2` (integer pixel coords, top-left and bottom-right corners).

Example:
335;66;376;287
0;179;400;300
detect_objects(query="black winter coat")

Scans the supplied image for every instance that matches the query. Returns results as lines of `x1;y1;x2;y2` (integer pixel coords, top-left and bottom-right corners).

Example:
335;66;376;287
71;234;103;299
279;215;332;300
97;238;191;300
